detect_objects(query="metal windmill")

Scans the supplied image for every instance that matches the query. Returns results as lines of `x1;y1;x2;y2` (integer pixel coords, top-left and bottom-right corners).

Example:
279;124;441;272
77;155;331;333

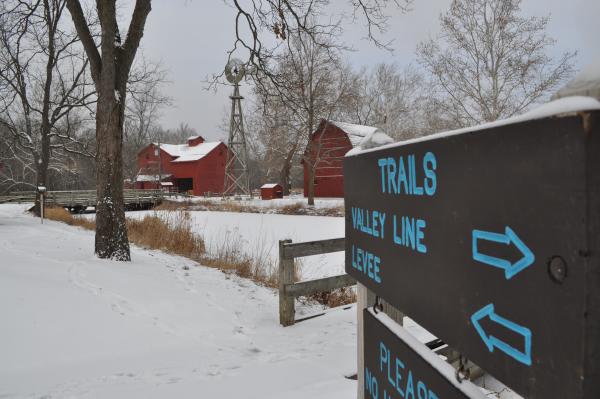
223;58;251;197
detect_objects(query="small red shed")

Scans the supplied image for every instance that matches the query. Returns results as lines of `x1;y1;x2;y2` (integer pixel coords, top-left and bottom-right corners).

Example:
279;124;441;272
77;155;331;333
260;183;283;200
136;136;227;196
303;120;388;198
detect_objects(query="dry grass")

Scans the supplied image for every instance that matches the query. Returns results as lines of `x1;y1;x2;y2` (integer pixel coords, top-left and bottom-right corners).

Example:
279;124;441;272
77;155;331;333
43;206;276;286
43;207;204;260
43;206;353;307
44;207;96;230
307;287;357;308
127;211;205;259
198;229;280;288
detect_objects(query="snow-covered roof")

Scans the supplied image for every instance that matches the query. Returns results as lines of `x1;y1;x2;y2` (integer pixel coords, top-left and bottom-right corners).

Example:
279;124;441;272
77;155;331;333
261;183;281;189
154;141;223;163
553;59;600;100
328;120;379;147
347;96;600;157
135;173;172;182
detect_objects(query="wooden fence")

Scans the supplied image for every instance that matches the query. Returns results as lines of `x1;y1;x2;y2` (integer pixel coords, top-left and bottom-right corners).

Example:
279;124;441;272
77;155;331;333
278;237;356;326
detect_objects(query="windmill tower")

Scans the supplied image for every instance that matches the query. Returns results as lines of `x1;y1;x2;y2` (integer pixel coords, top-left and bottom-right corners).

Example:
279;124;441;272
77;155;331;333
223;59;251;197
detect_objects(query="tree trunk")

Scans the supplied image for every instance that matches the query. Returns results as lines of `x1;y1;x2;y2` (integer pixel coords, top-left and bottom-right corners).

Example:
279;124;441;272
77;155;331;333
94;86;130;261
65;0;151;261
279;162;291;196
279;143;298;196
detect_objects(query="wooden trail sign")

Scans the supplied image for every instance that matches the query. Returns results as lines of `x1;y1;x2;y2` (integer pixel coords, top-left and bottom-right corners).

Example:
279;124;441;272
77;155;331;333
345;110;600;398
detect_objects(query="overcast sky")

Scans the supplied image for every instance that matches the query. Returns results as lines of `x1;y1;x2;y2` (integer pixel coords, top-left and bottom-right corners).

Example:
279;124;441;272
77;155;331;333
134;0;600;142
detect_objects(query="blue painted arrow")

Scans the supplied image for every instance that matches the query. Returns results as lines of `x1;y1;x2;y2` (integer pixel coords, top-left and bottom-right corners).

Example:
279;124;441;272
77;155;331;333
472;226;534;279
471;303;532;366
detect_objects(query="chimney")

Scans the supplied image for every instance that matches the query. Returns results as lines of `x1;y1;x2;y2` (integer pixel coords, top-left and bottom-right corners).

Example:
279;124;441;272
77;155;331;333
187;136;205;146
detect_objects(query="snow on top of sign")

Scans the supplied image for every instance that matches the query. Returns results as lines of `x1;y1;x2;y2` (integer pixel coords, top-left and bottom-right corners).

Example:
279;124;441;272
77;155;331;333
346;129;395;156
553;59;600;100
156;141;222;162
370;309;487;399
329;120;380;147
347;96;600;157
261;183;280;189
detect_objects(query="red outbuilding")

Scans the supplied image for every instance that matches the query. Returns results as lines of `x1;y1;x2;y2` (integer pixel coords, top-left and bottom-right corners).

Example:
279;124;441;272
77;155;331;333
260;183;283;200
303;120;387;198
136;136;227;196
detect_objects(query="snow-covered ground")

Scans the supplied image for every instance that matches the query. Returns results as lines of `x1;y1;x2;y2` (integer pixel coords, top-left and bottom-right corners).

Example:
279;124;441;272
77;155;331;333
176;194;344;210
83;210;346;280
0;204;355;398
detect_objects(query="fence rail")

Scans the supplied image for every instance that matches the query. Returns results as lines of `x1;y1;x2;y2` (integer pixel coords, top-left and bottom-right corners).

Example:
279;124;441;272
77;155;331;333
278;237;355;326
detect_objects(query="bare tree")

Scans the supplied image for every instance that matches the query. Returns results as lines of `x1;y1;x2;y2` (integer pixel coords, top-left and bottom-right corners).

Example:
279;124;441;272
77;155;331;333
250;30;354;203
58;0;410;259
162;123;199;144
417;0;575;127
343;63;427;140
123;58;171;182
0;0;95;210
65;0;151;261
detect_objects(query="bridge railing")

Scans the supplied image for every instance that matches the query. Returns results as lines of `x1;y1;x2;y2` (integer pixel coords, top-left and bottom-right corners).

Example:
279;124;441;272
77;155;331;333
0;189;171;207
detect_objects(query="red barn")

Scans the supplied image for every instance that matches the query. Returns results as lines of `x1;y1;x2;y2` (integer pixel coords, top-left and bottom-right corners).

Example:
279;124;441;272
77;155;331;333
136;136;227;196
303;120;387;198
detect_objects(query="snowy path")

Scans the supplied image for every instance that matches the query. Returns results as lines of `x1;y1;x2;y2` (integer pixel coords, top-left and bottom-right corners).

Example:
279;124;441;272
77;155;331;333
0;204;355;398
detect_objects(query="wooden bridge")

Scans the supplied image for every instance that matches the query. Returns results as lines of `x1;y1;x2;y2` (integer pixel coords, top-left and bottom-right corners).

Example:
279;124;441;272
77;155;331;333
0;189;174;212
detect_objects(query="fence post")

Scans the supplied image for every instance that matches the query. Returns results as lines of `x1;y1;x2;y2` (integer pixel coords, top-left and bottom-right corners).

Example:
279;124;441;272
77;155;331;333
357;283;376;399
279;239;295;326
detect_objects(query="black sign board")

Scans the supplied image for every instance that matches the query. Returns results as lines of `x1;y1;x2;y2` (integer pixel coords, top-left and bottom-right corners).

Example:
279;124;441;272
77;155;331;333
364;309;485;399
345;111;600;398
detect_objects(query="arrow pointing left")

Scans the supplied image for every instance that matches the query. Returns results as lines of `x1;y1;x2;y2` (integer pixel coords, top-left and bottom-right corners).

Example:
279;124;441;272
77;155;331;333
471;303;532;366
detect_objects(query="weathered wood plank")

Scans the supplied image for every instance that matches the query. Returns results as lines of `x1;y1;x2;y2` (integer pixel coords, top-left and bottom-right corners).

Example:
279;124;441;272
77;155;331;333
282;237;345;259
278;239;295;327
284;274;356;297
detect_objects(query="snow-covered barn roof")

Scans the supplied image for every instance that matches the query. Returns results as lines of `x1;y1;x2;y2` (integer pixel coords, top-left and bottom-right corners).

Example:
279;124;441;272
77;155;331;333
328;120;380;147
261;183;280;189
154;141;223;163
553;59;600;100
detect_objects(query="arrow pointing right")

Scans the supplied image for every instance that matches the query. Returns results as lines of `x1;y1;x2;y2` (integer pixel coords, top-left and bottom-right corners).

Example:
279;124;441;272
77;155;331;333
471;303;532;366
472;226;535;279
